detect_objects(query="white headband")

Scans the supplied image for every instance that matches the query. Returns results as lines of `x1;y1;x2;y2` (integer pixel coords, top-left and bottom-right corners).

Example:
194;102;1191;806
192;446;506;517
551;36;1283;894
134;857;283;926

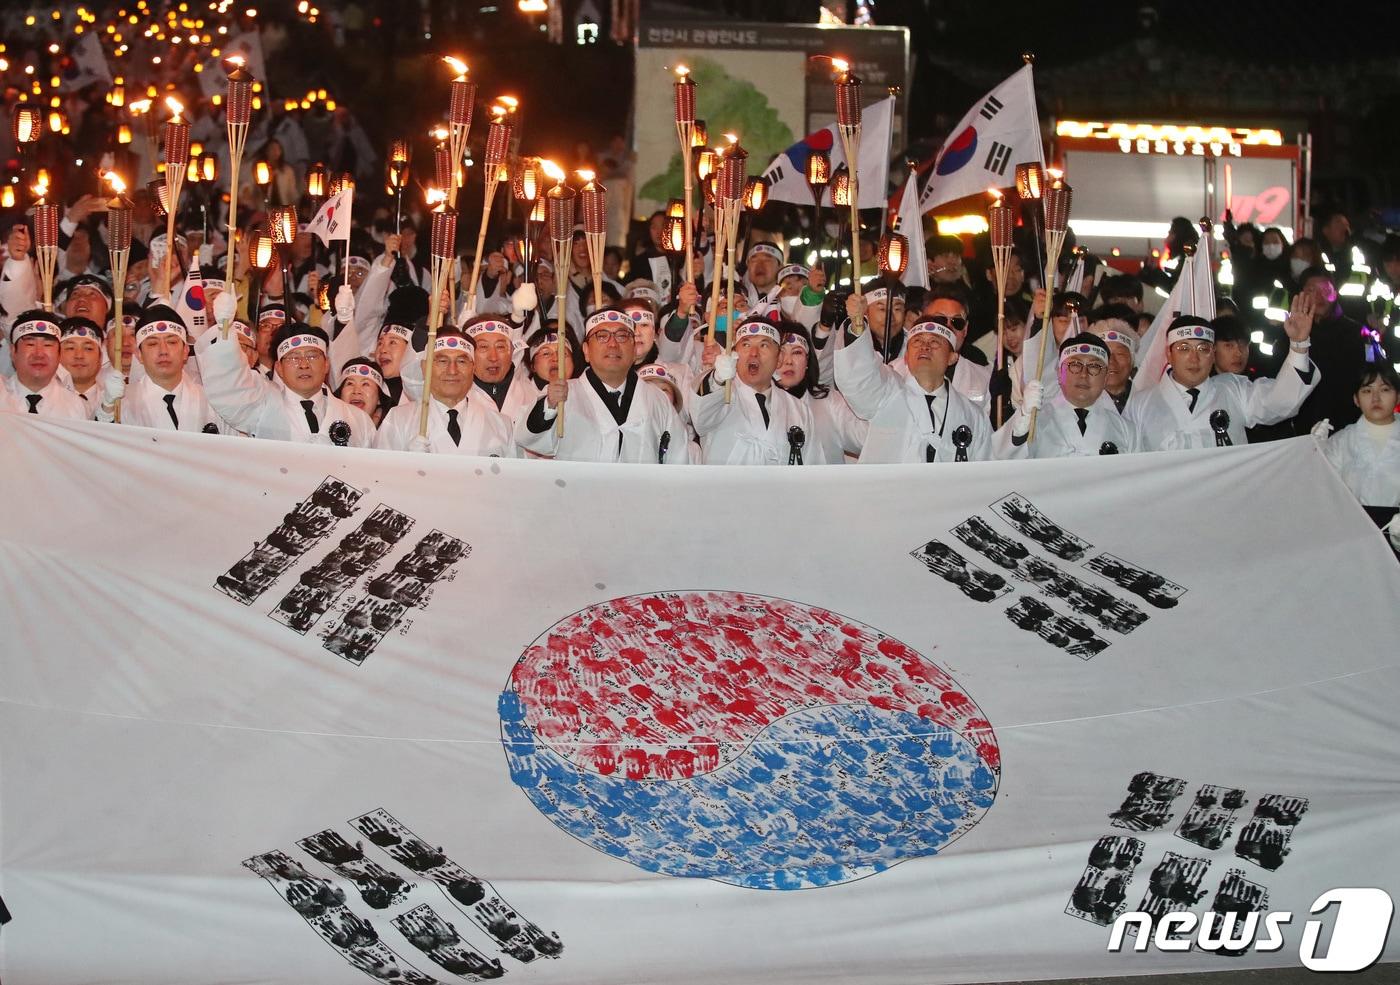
135;319;189;346
747;243;783;264
341;361;388;394
528;332;561;361
907;319;958;349
433;334;475;356
1092;319;1136;358
258;308;288;325
626;308;656;330
11;316;61;343
464;320;512;341
626;286;659;305
1059;341;1109;366
638;364;678;387
61;323;103;341
380;323;414;343
777;264;807;282
584;309;633;338
231;320;255;342
780;332;809;353
276;333;328;360
1167;323;1215;345
733;320;781;345
346;256;371;273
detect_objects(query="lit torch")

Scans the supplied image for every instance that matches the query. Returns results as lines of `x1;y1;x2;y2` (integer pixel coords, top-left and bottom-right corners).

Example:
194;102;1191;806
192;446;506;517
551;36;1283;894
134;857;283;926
161;96;189;298
673;64;698;286
222;55;255;336
716;136;747;403
465;101;514;315
988;187;1015;426
417;186;459;441
578;169;607;310
832;57;864;301
442;56;475;201
543;159;574;438
32;176;59;312
1028;172;1073;443
106;172;134;416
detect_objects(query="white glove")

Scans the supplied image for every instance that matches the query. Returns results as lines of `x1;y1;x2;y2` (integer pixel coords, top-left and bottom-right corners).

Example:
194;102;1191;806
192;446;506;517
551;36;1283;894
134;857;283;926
1013;380;1043;436
408;436;430;454
1310;418;1333;440
212;290;237;324
334;285;355;326
1386;515;1400;550
511;283;538;321
712;351;738;384
100;367;125;408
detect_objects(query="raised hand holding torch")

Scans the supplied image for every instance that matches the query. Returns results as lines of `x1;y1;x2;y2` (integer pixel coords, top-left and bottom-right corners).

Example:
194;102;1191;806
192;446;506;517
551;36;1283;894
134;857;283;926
417;190;458;441
1028;174;1072;443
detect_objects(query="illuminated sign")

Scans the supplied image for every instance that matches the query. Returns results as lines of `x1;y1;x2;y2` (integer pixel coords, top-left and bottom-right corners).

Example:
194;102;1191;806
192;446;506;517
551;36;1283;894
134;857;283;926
1056;121;1285;158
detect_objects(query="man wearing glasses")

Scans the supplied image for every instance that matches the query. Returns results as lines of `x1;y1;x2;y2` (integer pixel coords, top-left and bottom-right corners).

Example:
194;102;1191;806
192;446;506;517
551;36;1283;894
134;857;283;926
994;334;1140;458
197;322;375;446
835;313;992;464
1126;298;1319;451
517;306;688;463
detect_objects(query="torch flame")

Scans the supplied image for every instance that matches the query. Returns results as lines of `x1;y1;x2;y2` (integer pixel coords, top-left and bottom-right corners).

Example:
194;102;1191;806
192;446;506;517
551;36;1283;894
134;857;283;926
442;56;469;80
164;95;184;120
31;181;48;200
723;132;738;145
575;169;595;183
831;57;851;75
989;188;1003;201
674;64;690;78
107;172;127;195
490;104;507;120
540;158;565;183
129;98;151;115
498;95;519;111
424;186;447;207
428;124;449;142
1047;167;1064;180
226;54;245;67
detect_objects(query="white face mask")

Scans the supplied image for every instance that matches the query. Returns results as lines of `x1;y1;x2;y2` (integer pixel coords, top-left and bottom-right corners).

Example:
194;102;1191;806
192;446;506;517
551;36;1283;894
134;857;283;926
1262;243;1284;260
779;295;800;319
1290;257;1310;278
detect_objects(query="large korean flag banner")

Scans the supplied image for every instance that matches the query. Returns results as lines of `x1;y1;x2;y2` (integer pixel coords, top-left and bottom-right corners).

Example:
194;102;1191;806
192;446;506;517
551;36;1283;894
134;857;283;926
1;415;1397;984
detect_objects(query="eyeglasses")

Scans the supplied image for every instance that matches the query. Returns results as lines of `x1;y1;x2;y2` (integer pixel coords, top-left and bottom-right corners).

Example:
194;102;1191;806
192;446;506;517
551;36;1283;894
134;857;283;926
928;315;968;333
1062;360;1105;377
282;351;326;366
1169;342;1213;356
587;328;635;345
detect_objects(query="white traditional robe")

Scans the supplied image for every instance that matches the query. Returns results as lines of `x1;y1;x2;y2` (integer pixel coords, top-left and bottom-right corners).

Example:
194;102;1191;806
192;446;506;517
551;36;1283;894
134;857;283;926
515;368;689;463
119;375;225;433
196;332;375;447
690;376;825;465
1125;357;1318;451
834;329;993;464
994;391;1141;459
1323;419;1400;507
799;388;866;464
2;373;89;420
374;394;515;457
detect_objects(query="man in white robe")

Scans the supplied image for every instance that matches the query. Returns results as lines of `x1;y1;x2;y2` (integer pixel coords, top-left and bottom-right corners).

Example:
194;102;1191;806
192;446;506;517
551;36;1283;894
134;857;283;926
516;307;687;463
1126;299;1319;452
690;317;825;465
995;333;1140;459
835;315;993;464
197;323;375;446
375;329;514;456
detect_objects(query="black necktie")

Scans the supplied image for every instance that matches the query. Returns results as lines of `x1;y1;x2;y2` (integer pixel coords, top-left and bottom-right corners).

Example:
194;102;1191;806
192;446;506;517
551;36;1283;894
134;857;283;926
755;392;770;429
25;394;40;414
925;394;938;462
163;393;180;429
446;407;461;446
1186;387;1200;413
1075;407;1088;435
300;399;319;434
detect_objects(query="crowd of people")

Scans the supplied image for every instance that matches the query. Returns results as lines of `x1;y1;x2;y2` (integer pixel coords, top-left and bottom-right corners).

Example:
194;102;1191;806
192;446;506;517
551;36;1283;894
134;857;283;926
0;9;1396;557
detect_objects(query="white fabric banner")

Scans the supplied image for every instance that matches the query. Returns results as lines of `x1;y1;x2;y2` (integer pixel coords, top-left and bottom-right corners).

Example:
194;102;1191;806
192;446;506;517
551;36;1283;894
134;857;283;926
919;64;1044;213
1;416;1398;984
